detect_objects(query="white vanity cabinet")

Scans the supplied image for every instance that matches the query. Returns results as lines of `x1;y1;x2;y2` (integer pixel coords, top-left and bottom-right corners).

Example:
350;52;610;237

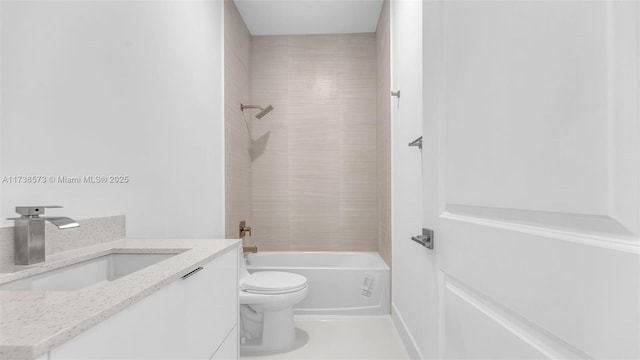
211;325;238;360
48;247;239;360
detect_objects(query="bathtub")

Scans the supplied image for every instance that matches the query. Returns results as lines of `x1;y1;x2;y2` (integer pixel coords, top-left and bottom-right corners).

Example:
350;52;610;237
245;251;390;315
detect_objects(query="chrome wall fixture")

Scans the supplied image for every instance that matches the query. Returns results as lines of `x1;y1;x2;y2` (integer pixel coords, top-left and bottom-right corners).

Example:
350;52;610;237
408;136;423;149
7;206;79;265
241;104;274;119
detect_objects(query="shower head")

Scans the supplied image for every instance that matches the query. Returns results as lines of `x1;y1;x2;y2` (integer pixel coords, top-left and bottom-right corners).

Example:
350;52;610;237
255;105;274;119
240;104;274;119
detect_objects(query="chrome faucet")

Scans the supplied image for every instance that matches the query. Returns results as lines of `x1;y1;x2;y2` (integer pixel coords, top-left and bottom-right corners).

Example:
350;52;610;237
6;206;79;265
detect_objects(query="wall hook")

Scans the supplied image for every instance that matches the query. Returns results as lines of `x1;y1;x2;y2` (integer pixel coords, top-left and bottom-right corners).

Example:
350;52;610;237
408;136;422;150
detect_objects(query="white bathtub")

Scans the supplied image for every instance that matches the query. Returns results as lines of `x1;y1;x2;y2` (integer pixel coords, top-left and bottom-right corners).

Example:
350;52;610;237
245;251;390;315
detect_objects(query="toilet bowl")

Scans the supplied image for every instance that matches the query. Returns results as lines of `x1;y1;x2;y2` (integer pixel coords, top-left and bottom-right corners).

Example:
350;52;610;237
239;255;308;353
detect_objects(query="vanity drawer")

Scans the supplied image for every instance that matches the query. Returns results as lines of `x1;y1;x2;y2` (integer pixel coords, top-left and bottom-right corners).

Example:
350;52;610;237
49;247;239;359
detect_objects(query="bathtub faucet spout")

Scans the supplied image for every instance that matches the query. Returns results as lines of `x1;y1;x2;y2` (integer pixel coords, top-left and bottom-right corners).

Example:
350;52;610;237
243;246;258;254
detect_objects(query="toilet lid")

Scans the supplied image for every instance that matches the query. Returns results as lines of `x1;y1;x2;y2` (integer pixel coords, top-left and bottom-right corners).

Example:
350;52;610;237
241;271;307;294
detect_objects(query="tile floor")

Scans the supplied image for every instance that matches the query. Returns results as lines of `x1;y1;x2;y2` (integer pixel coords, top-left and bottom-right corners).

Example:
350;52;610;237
241;315;409;360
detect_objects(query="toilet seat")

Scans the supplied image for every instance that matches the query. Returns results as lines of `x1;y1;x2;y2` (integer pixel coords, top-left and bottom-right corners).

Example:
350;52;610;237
241;271;307;294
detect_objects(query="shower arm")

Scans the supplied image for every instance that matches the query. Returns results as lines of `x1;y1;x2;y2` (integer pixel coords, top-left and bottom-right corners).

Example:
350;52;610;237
240;104;263;111
240;103;274;120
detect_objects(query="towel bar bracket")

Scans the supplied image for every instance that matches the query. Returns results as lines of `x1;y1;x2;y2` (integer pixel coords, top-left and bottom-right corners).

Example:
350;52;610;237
408;136;423;150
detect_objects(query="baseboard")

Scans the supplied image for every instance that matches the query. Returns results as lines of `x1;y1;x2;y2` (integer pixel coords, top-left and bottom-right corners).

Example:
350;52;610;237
391;302;422;360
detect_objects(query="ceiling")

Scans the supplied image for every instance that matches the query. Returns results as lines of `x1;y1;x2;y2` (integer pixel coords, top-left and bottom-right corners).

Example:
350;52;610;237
233;0;384;36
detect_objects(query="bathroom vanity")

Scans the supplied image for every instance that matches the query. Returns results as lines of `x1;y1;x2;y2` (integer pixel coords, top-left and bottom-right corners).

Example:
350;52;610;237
0;239;240;360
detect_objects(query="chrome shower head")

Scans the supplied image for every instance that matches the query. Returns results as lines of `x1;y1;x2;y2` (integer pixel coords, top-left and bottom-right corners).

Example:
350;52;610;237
255;105;274;119
240;104;274;119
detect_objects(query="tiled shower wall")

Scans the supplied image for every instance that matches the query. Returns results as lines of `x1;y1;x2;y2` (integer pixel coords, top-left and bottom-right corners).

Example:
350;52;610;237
250;34;378;251
224;0;252;243
377;0;391;265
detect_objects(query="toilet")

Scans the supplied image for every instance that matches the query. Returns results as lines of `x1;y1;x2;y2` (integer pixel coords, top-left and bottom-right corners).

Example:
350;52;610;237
238;254;308;353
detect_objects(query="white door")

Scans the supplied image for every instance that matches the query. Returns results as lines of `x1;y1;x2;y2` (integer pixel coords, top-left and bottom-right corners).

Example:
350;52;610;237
422;1;640;359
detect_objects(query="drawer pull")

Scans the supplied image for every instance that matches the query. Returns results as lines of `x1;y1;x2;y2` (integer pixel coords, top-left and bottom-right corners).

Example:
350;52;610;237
181;267;203;280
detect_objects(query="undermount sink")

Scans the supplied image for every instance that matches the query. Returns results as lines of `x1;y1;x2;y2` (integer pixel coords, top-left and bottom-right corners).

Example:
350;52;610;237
0;253;175;291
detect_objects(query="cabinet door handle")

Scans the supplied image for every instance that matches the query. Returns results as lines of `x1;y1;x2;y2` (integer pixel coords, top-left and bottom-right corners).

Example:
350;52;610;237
181;267;203;280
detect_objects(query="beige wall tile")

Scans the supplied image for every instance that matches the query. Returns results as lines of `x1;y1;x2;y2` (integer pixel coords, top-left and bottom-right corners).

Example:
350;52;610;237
289;214;340;251
250;209;289;249
251;33;379;252
224;0;252;241
225;5;390;256
376;0;392;266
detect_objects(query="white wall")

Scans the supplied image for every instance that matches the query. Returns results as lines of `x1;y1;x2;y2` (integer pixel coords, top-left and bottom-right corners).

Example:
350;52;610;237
389;0;425;357
390;0;439;358
1;0;225;238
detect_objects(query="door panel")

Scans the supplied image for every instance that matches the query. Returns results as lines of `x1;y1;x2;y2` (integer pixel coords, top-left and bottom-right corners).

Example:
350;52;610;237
441;218;639;358
443;0;638;238
444;284;549;360
444;1;609;216
422;1;640;359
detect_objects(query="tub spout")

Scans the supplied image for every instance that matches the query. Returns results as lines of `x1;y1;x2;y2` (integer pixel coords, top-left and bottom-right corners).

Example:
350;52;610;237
243;246;258;254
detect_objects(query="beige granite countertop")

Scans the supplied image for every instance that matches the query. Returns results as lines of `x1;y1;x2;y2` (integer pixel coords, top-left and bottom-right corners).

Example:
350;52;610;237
0;238;241;360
